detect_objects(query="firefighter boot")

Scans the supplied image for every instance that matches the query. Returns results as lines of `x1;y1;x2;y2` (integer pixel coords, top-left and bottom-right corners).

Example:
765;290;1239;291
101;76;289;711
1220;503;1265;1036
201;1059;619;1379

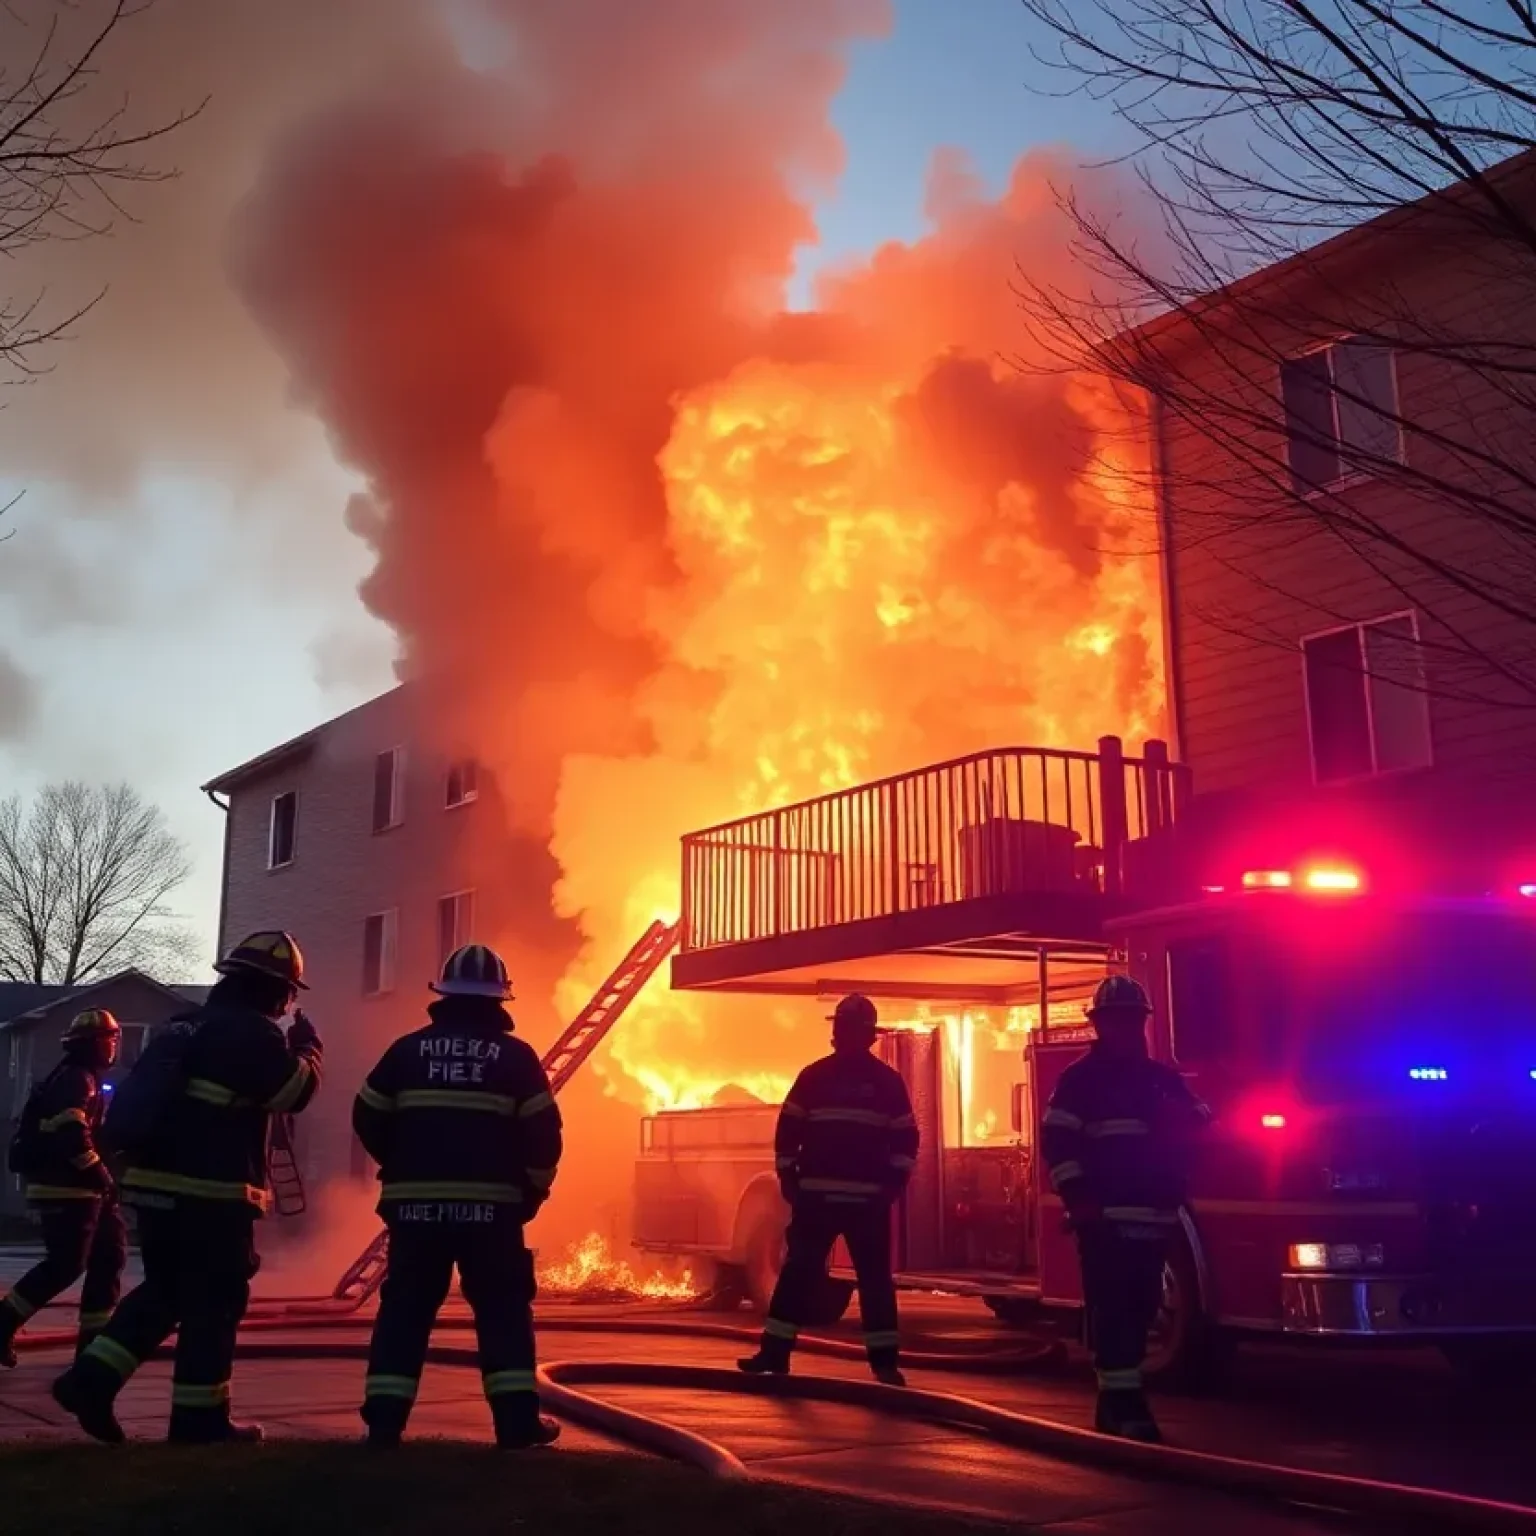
490;1397;561;1450
51;1363;126;1444
360;1397;409;1450
872;1363;907;1388
168;1407;265;1444
0;1311;18;1370
1094;1387;1162;1444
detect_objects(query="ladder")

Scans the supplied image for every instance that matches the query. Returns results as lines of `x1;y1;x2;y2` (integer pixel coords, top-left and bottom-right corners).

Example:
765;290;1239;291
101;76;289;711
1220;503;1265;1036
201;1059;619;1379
331;919;682;1305
267;1115;307;1218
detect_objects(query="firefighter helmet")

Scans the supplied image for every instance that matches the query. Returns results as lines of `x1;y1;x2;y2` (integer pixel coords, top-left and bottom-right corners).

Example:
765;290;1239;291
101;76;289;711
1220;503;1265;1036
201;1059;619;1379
215;930;308;989
432;943;513;1000
61;1008;121;1045
829;992;879;1042
1088;974;1152;1017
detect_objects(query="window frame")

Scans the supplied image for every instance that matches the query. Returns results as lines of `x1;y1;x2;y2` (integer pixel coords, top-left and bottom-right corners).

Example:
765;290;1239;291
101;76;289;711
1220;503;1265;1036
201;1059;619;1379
372;745;407;835
437;889;476;964
1165;934;1237;1069
1279;336;1405;496
268;790;298;870
1300;609;1433;787
361;908;399;998
445;758;480;810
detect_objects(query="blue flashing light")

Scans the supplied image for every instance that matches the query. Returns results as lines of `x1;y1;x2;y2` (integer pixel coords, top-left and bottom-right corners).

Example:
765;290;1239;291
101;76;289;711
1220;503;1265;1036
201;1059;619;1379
1409;1067;1448;1082
100;1082;114;1093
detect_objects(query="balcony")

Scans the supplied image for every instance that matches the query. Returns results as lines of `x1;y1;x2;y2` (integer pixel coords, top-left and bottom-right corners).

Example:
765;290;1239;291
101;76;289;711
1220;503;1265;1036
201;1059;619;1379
672;736;1190;1002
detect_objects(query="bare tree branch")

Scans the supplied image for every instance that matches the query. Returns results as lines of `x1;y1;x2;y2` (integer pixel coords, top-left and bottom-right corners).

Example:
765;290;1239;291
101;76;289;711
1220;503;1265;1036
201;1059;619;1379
0;0;201;378
1016;0;1536;707
0;781;193;984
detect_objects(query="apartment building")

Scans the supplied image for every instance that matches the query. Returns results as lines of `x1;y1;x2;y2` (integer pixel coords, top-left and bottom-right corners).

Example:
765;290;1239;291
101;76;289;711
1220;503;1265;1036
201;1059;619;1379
1123;151;1536;884
201;684;563;1189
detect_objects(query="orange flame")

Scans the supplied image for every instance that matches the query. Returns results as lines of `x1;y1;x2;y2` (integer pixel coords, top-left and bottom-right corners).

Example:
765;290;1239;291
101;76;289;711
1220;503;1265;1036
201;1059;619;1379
538;1231;696;1301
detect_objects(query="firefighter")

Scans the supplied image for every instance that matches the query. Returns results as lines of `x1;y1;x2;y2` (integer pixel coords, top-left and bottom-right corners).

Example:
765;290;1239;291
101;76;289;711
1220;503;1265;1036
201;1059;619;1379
739;993;917;1385
50;931;322;1445
1041;974;1211;1443
354;943;563;1451
0;1010;127;1368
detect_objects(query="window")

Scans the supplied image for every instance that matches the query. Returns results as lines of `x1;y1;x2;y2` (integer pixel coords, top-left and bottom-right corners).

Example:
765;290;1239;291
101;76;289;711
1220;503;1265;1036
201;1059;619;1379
117;1024;151;1068
1280;339;1402;492
445;758;479;809
1167;937;1234;1066
437;890;475;963
362;909;399;997
1302;612;1432;784
372;747;406;833
269;791;298;868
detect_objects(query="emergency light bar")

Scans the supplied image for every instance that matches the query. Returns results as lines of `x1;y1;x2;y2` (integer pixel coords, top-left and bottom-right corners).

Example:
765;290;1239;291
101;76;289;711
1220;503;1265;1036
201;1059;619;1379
1520;884;1536;899
1237;864;1363;894
1409;1067;1448;1082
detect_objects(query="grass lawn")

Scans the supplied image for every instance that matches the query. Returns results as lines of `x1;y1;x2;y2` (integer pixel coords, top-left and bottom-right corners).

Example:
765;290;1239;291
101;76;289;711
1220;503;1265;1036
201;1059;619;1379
2;1440;1008;1535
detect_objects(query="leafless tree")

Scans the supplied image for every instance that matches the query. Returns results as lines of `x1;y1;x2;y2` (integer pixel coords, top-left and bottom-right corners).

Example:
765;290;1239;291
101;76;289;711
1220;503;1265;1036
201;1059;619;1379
1015;0;1536;706
0;781;195;984
0;0;199;377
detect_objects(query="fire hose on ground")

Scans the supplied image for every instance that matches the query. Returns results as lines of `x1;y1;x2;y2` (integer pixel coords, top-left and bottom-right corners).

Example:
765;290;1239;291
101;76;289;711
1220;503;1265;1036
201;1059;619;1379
11;1305;1536;1530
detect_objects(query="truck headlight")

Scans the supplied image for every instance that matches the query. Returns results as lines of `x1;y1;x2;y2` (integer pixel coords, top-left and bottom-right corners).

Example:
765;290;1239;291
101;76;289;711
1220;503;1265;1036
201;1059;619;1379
1288;1242;1385;1270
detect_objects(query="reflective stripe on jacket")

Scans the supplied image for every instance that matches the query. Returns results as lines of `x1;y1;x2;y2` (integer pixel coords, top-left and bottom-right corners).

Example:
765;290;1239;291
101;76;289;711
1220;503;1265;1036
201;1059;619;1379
776;1050;918;1202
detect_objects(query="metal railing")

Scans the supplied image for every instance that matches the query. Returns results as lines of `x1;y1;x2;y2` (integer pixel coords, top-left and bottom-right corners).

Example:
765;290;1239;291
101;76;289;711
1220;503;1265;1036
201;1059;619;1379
680;736;1189;953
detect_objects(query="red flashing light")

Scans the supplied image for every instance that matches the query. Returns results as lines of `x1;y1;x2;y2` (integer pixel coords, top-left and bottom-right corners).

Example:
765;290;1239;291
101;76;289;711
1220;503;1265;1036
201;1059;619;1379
1260;1113;1287;1130
1241;870;1292;890
1200;883;1227;895
1520;883;1536;899
1302;866;1362;893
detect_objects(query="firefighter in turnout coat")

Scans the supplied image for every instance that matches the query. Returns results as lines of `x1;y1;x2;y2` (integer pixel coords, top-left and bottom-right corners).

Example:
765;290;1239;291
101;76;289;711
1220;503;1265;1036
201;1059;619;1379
52;932;322;1445
354;943;564;1450
0;1010;126;1367
1042;974;1212;1443
739;993;917;1385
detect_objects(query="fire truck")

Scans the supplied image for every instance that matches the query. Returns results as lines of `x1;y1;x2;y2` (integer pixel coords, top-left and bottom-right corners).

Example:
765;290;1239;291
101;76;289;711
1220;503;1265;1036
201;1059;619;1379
631;736;1536;1383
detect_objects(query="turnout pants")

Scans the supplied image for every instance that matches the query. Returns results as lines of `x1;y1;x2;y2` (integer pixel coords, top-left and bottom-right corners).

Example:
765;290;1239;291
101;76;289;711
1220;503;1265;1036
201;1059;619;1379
0;1197;127;1353
760;1197;899;1367
1077;1222;1167;1393
73;1199;260;1438
363;1216;540;1443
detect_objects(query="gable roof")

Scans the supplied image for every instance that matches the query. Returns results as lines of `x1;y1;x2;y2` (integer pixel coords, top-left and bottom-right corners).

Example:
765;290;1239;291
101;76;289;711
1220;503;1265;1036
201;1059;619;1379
202;683;408;796
1107;148;1536;363
0;969;210;1032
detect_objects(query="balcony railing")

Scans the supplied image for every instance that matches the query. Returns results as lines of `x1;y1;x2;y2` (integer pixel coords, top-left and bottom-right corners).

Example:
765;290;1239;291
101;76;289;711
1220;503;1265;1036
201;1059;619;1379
680;736;1189;953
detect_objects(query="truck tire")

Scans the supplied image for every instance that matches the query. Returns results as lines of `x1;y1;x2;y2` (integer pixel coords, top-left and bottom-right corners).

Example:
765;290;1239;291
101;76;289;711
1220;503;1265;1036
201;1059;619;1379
984;1295;1040;1328
741;1202;854;1325
744;1203;788;1315
1141;1236;1230;1393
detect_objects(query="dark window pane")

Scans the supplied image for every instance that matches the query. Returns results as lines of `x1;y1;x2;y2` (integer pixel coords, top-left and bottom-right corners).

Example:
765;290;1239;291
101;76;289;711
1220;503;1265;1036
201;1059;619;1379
1168;938;1233;1064
1364;615;1432;772
363;915;383;995
1304;628;1372;782
373;750;398;832
270;792;297;867
1281;351;1340;491
1332;341;1401;466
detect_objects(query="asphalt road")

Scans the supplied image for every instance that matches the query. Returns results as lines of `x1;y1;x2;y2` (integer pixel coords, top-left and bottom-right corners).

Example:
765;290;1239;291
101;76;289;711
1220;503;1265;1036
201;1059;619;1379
3;1256;1532;1524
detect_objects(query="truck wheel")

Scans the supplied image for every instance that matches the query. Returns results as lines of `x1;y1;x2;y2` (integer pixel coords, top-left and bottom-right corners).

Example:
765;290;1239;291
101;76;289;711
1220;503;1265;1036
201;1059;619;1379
1142;1238;1229;1393
744;1207;788;1314
805;1278;855;1327
698;1262;749;1311
984;1295;1040;1328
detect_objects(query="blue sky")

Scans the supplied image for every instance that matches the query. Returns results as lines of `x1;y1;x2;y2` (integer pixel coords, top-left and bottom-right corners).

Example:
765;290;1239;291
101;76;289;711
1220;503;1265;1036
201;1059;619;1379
0;1;1122;979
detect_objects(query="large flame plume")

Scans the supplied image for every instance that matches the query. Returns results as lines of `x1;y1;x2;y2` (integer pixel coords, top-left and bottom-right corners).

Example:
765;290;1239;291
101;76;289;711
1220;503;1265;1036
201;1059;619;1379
231;0;1162;1219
